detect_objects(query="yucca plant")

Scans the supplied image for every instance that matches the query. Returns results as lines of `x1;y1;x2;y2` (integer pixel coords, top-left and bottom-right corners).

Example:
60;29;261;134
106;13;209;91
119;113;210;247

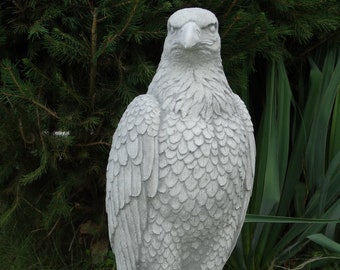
227;48;340;269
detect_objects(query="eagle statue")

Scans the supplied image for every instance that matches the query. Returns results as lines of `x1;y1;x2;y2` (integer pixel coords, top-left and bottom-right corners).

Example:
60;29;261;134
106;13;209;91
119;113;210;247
106;7;256;270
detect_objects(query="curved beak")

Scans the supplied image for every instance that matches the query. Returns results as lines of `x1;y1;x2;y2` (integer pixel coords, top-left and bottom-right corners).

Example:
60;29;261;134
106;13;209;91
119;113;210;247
179;21;201;49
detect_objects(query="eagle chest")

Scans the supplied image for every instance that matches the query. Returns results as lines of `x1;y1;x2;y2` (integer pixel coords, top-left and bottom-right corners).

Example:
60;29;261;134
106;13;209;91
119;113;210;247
152;111;247;230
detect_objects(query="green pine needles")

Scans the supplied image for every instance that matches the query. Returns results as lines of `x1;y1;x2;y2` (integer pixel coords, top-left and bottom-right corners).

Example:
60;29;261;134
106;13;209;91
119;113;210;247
0;0;339;269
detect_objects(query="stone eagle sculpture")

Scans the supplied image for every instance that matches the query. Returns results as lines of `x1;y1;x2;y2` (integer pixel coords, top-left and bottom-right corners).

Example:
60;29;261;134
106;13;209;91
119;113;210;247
106;7;256;270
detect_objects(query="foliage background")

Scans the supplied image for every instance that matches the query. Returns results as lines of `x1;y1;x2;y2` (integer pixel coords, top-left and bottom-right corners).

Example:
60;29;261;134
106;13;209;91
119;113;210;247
0;0;339;269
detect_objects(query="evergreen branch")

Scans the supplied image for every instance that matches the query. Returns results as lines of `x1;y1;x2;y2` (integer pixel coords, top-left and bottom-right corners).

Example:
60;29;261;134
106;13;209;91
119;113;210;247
21;147;49;185
300;31;340;57
11;0;24;12
54;71;87;108
75;141;111;147
1;60;59;118
1;91;59;119
97;0;139;57
89;8;98;104
119;0;139;36
221;0;238;21
0;183;20;227
22;58;50;82
43;28;89;64
23;197;43;215
1;61;25;96
18;118;35;144
36;108;46;149
221;14;241;39
46;217;60;237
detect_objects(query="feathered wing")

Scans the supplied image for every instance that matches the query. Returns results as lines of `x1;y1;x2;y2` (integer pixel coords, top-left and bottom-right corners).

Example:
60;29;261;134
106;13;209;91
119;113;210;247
233;93;256;191
227;93;256;256
106;94;160;270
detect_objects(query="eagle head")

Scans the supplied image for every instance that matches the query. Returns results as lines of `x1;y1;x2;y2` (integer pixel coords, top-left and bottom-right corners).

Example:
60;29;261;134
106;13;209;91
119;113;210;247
162;8;221;64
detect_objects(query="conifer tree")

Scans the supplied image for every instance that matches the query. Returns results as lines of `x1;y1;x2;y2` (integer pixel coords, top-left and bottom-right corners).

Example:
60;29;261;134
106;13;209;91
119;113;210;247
0;0;339;269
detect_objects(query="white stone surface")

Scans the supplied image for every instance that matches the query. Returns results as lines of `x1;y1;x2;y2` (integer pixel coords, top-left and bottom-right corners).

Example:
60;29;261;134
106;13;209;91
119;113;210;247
106;7;256;270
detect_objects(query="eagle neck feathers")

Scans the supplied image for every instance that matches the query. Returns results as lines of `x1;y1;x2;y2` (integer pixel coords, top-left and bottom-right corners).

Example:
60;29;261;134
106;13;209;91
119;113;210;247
148;60;235;121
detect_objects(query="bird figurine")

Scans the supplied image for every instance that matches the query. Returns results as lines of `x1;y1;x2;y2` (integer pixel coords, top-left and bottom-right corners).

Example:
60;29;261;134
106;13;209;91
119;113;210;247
106;7;255;270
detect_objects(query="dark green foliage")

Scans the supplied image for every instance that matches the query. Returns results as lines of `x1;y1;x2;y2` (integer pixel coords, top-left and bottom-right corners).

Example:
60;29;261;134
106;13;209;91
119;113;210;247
228;49;340;270
0;0;339;269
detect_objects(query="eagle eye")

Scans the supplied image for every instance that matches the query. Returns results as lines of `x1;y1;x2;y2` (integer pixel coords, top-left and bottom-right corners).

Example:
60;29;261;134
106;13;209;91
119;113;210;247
168;24;178;34
207;23;217;33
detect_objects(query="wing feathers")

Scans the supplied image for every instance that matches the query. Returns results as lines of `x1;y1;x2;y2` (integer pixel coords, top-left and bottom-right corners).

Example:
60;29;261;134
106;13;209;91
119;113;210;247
142;134;155;181
118;168;125;209
127;137;139;159
106;94;160;269
124;161;132;203
146;137;159;197
112;174;119;215
231;92;256;191
245;132;256;191
131;164;142;196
